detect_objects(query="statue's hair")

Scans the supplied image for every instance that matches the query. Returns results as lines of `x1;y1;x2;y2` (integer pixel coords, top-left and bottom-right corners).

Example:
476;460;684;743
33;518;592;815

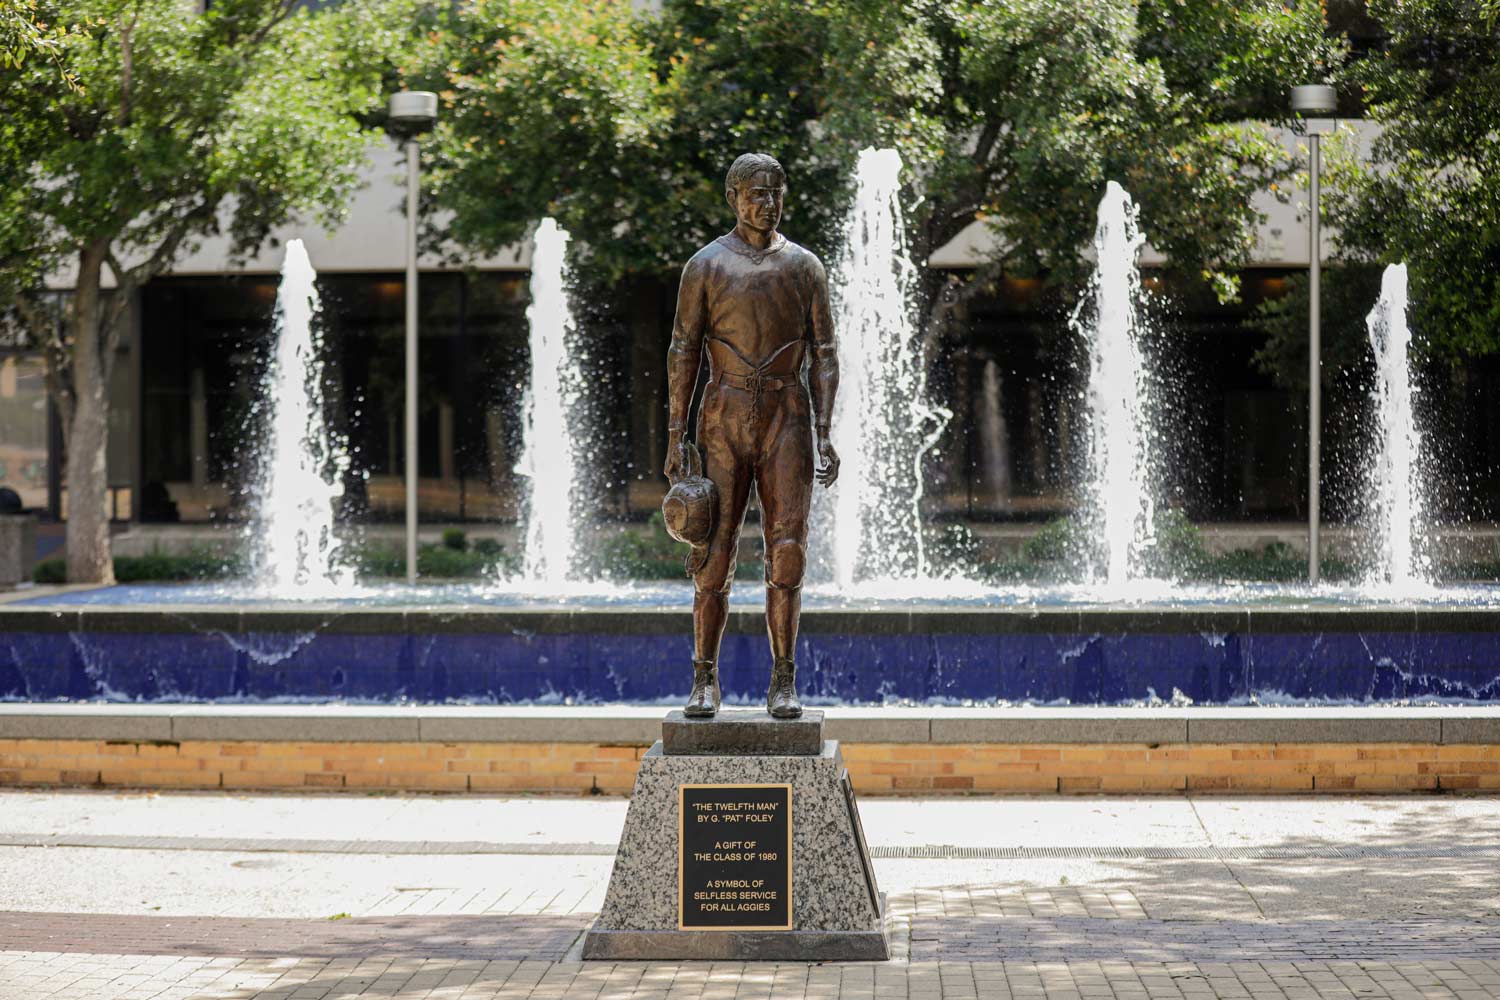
725;153;786;196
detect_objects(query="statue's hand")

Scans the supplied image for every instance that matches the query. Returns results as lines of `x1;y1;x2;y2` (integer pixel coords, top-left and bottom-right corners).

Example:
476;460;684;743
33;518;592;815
664;436;686;483
816;437;840;488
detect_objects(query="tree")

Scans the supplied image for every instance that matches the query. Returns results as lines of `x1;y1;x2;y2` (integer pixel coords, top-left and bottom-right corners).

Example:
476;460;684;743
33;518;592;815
0;0;414;582
420;0;1341;319
818;0;1341;326
1323;0;1500;359
1251;265;1385;391
408;0;667;281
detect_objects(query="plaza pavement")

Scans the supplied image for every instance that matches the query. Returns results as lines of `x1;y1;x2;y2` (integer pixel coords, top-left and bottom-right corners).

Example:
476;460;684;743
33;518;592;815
1;790;1500;998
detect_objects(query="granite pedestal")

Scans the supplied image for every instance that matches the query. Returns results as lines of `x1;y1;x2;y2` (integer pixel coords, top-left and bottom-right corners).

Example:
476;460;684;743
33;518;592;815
582;709;889;961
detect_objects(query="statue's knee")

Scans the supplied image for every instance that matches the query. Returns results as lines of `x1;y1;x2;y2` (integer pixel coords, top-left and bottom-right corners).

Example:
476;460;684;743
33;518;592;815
694;549;735;595
765;539;805;590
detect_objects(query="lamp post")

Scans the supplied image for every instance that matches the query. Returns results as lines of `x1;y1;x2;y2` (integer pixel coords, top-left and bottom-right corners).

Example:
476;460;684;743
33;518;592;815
1292;83;1337;585
388;91;438;584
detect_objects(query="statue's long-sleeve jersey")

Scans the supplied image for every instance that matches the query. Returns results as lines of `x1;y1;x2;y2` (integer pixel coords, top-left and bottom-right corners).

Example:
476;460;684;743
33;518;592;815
666;236;838;439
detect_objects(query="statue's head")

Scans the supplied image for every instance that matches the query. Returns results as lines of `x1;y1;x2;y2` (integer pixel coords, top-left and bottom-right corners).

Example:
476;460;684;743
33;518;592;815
725;152;786;235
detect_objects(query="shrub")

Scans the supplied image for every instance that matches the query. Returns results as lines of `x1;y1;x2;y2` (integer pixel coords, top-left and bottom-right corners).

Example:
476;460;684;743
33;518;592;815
32;546;243;584
598;511;691;579
1021;515;1088;566
352;542;509;579
595;512;760;580
419;545;488;577
32;558;64;584
441;528;467;552
1138;509;1211;579
1210;541;1305;582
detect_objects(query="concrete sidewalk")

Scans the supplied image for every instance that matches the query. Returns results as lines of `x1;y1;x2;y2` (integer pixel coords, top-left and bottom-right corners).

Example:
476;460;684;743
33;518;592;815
2;790;1500;998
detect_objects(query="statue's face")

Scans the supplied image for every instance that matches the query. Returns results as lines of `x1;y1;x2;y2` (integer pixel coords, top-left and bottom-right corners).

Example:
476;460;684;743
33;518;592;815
727;169;784;233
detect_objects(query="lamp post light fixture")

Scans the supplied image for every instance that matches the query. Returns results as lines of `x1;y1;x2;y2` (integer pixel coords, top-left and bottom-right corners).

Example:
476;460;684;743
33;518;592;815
1292;83;1337;585
388;91;438;583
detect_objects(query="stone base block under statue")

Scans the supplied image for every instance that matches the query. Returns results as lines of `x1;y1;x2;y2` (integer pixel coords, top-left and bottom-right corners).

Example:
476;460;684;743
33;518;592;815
582;709;889;961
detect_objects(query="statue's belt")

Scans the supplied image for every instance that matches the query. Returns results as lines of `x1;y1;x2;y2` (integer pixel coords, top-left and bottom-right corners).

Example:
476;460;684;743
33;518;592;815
713;369;798;427
706;337;804;425
714;369;798;393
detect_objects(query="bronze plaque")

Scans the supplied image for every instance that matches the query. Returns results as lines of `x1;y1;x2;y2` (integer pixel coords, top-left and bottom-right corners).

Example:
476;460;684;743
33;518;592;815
678;783;792;930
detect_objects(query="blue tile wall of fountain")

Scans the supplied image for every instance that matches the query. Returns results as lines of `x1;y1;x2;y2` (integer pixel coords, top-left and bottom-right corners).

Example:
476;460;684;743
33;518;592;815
3;607;1500;703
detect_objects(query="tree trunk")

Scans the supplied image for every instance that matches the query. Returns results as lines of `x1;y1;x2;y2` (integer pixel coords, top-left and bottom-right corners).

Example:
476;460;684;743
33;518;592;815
65;240;116;585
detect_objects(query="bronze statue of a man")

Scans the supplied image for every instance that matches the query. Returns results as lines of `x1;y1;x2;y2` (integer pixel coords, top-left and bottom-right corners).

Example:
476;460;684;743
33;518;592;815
664;152;840;720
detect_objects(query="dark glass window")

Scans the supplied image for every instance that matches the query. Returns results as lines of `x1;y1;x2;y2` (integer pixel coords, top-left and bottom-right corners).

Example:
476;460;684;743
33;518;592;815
140;271;530;524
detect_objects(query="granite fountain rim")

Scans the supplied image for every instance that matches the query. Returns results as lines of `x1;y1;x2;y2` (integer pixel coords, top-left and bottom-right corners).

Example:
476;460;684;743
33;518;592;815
1;702;1497;746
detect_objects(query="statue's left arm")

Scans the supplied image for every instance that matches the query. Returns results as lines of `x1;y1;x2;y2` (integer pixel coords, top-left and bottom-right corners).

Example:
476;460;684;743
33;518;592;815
807;255;840;487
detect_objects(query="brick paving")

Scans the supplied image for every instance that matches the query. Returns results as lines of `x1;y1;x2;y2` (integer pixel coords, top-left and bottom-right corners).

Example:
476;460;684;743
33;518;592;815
8;906;1500;968
4;793;1500;997
911;917;1500;962
5;953;1500;1000
0;913;590;960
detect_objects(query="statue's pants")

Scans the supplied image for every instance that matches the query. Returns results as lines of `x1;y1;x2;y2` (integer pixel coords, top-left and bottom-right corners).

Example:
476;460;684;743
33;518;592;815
691;378;814;666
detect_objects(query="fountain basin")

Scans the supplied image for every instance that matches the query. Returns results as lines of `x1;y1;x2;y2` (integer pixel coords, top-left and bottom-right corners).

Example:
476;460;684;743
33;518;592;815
4;586;1500;704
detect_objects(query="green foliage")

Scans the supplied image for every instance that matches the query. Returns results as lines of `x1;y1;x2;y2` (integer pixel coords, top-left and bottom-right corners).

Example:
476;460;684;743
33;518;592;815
419;0;1342;302
441;528;468;551
1020;509;1211;581
0;0;84;88
1249;266;1384;389
410;0;667;281
634;0;879;266
416;545;496;578
1137;508;1211;579
33;545;242;583
1016;510;1259;581
31;557;63;583
1021;515;1089;566
1137;0;1340;120
596;510;759;580
881;0;1338;294
354;542;512;579
0;0;47;65
1;0;418;291
1324;0;1500;358
114;547;243;582
32;539;512;582
596;510;677;578
1207;541;1308;582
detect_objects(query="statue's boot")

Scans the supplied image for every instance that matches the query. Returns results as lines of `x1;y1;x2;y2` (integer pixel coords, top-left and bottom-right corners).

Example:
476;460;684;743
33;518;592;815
767;657;803;719
684;659;721;718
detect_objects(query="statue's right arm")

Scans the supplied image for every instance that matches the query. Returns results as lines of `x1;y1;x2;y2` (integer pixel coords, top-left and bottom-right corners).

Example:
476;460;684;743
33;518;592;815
664;256;708;479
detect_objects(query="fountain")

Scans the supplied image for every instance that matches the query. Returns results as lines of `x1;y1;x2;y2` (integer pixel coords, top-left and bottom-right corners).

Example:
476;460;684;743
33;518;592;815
9;172;1500;709
819;147;952;588
1364;263;1434;592
1076;181;1157;588
513;217;588;587
246;239;353;595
